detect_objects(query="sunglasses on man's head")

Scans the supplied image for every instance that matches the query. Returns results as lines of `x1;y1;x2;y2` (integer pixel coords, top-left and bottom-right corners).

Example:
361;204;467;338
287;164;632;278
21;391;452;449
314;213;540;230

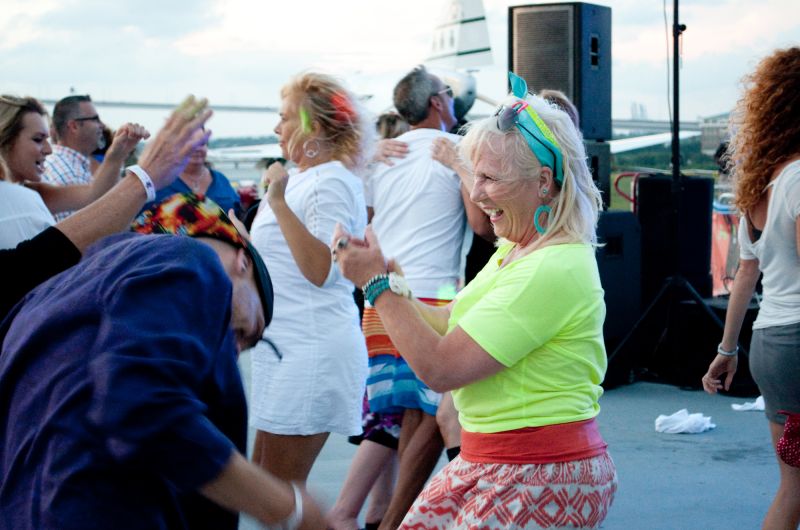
434;85;454;98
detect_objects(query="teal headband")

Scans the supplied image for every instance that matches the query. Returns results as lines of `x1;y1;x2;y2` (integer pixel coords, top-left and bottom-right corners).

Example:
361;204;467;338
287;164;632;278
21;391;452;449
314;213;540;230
503;72;565;185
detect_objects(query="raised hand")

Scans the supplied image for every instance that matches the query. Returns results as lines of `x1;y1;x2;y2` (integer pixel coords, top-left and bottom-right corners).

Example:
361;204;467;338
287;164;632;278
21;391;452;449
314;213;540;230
431;137;458;169
332;224;387;287
137;96;212;190
264;161;290;206
106;123;150;161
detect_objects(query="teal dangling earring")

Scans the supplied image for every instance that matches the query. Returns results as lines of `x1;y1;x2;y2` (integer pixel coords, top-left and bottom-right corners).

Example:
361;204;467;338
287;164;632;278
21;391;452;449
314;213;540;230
534;205;551;234
534;186;551;234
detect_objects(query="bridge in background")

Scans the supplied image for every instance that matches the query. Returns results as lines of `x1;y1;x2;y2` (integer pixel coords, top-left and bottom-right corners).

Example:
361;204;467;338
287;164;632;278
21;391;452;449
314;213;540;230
40;99;279;114
612;119;700;133
41;99;699;134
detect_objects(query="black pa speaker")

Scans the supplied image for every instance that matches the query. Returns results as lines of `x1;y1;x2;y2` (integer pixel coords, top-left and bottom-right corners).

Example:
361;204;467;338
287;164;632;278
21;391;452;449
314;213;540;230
637;175;714;304
596;211;641;387
509;2;612;140
596;211;641;346
585;140;610;210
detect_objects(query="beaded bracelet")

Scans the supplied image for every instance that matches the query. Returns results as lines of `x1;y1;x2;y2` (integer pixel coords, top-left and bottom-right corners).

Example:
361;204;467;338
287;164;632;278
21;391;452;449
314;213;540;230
363;273;390;306
717;343;739;357
362;273;387;294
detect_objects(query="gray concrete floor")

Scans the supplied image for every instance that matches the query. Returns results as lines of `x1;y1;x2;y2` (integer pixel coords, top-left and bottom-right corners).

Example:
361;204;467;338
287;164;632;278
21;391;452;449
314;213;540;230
239;351;776;529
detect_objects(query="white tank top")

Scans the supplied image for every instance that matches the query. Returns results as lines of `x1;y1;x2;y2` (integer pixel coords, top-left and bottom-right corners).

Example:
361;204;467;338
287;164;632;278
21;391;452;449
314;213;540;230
739;159;800;329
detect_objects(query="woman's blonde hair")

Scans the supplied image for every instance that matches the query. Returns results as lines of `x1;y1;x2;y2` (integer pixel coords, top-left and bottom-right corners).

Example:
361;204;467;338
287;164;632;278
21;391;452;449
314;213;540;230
281;72;375;174
460;94;602;247
729;47;800;213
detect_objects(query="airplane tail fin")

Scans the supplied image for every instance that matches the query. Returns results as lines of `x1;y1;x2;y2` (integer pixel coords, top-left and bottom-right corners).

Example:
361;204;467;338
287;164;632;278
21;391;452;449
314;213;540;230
425;0;493;70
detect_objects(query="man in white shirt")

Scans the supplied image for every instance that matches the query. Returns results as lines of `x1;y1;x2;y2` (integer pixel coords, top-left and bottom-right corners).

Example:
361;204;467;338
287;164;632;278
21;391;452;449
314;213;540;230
362;65;483;530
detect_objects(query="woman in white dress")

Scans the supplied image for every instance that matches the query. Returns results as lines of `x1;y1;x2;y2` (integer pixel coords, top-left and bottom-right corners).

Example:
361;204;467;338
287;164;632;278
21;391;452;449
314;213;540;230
249;72;374;483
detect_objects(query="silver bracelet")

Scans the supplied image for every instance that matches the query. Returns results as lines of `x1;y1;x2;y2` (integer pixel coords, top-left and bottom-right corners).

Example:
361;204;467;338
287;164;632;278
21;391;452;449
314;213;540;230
276;482;303;530
717;343;739;357
126;164;156;201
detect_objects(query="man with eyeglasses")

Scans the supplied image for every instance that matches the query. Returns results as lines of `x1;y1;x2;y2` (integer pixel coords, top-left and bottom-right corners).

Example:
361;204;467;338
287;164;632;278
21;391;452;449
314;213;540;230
43;95;138;220
358;65;486;529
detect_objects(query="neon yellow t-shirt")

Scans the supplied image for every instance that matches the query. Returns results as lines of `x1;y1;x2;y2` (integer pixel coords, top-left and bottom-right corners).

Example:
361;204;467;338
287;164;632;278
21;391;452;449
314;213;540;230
449;242;607;433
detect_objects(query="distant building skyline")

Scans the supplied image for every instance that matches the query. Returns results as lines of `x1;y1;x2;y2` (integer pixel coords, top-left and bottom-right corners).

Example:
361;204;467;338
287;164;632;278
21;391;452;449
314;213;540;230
630;102;648;121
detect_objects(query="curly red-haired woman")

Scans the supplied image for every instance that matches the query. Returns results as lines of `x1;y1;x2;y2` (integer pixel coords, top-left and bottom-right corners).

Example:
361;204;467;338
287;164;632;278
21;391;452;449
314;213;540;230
702;47;800;529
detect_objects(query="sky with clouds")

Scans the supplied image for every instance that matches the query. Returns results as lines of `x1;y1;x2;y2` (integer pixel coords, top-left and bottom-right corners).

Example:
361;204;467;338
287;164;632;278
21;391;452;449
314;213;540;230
2;0;798;137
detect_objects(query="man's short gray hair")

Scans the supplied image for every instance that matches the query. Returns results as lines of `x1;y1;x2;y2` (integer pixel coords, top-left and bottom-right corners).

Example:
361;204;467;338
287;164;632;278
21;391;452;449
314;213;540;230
53;95;92;138
393;66;437;126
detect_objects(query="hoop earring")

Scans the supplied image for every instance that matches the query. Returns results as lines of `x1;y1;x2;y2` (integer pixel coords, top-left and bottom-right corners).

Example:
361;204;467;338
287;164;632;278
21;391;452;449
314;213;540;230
303;139;320;159
534;204;552;235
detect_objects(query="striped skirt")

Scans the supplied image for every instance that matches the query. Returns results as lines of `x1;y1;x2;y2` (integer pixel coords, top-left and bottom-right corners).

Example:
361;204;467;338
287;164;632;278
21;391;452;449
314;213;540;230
399;453;617;529
363;299;449;416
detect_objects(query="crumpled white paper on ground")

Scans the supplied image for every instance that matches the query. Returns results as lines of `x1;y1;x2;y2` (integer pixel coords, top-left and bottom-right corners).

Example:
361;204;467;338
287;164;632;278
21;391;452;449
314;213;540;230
655;409;716;434
731;395;765;411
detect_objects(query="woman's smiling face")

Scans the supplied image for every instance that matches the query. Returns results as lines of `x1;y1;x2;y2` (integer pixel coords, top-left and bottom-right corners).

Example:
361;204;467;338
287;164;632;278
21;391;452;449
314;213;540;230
469;143;543;245
6;112;52;183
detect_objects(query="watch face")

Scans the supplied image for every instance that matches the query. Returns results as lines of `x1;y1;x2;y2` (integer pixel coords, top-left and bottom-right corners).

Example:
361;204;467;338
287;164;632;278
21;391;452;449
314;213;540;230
389;273;409;298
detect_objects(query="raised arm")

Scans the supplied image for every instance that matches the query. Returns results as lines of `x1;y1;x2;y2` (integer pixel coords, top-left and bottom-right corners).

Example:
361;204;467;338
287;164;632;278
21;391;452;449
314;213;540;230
55;97;212;252
33;123;150;214
1;96;212;318
432;137;472;189
263;162;333;287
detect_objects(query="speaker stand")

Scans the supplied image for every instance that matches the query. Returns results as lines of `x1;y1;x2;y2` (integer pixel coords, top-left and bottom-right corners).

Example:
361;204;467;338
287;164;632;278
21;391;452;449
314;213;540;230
607;275;736;372
608;0;733;384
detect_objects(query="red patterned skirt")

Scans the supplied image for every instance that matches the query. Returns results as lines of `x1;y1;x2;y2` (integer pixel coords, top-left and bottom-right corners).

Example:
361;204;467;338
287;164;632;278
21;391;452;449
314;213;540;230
399;452;617;529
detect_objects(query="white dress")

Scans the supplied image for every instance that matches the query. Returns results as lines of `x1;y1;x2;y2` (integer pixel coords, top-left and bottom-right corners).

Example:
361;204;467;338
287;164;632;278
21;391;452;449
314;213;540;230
0;181;55;250
248;161;368;436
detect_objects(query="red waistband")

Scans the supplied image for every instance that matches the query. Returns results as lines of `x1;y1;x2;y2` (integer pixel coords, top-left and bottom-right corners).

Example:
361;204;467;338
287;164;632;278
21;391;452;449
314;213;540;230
461;418;607;464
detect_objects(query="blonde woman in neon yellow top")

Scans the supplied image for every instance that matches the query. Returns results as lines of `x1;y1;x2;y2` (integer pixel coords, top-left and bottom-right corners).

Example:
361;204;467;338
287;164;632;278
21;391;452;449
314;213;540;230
333;73;616;530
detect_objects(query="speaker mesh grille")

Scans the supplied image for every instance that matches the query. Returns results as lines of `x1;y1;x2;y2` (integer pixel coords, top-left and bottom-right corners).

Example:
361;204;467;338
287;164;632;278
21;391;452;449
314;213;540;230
511;5;574;99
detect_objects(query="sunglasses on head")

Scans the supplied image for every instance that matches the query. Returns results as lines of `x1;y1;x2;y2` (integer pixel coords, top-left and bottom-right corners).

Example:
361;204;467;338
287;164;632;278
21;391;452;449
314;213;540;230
433;85;454;98
494;100;564;185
